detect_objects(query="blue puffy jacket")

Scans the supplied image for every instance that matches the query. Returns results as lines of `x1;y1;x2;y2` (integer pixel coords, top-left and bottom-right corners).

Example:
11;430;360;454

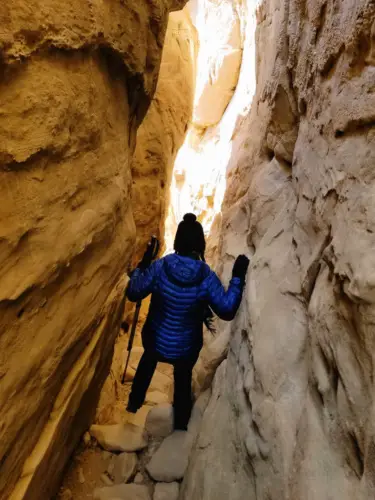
126;253;244;360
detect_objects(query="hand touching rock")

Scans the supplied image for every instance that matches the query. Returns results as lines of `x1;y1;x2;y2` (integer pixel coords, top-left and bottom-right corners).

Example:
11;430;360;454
232;255;250;282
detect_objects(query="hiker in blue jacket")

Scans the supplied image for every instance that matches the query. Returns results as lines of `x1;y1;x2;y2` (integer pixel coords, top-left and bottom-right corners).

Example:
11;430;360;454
126;213;249;430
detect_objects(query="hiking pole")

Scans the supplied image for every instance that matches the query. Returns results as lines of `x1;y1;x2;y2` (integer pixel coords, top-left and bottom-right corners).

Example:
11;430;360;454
121;236;160;384
121;300;142;384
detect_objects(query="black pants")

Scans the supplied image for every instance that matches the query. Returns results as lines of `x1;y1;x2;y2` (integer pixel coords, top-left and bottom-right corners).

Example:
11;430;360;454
128;349;198;430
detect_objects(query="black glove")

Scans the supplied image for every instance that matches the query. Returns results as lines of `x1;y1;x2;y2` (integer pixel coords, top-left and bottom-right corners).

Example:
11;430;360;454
232;255;250;281
138;244;154;270
137;237;159;270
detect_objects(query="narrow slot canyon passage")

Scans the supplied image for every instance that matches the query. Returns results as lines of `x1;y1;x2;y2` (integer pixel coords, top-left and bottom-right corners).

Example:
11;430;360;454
1;1;375;500
57;2;255;497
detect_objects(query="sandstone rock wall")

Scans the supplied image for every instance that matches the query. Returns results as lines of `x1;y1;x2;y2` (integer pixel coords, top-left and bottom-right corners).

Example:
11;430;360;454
164;0;256;252
191;0;242;128
0;1;186;498
95;11;195;424
131;9;195;262
183;0;375;499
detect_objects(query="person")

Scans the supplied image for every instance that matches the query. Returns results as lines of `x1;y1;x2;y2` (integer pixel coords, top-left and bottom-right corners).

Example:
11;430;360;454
126;213;249;430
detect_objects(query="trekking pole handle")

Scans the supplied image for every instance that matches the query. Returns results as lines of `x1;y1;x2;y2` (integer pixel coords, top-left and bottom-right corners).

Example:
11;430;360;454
150;236;160;260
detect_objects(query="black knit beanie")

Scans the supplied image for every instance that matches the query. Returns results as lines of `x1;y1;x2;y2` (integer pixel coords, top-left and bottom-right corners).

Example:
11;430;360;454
174;213;206;258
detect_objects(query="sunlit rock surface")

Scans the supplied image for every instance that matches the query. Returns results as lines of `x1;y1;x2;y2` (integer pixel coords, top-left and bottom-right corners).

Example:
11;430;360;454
182;0;375;499
132;10;195;261
165;0;258;252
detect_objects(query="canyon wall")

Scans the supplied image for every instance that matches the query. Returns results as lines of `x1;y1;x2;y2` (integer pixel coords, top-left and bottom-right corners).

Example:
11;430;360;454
183;0;375;499
131;9;195;262
95;10;195;424
0;1;186;498
164;0;247;251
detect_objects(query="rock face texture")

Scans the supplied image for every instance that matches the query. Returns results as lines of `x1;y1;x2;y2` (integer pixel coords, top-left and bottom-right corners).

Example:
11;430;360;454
164;0;255;250
191;0;242;128
131;10;195;261
182;0;375;499
2;0;375;498
0;1;186;498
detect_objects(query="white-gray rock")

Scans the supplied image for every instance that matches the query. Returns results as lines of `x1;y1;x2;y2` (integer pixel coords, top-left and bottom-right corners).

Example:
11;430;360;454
100;473;114;486
146;431;191;482
134;473;145;484
107;452;138;484
145;404;174;438
154;482;179;500
146;391;169;406
150;370;173;395
187;390;211;441
90;424;148;452
93;484;151;500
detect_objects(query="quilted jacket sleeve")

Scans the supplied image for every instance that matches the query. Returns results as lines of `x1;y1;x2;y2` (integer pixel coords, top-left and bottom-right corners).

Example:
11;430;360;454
205;272;244;321
126;260;161;302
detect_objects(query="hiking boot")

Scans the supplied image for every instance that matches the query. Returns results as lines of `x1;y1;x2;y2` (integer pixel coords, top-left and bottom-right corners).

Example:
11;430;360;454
174;424;188;431
126;402;139;414
173;418;188;431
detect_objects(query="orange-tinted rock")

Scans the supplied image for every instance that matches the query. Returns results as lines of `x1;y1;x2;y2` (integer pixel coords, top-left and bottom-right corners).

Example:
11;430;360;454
0;0;187;498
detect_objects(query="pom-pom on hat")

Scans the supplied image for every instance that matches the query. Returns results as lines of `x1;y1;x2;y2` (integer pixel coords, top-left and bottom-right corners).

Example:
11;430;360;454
174;213;206;258
182;213;197;224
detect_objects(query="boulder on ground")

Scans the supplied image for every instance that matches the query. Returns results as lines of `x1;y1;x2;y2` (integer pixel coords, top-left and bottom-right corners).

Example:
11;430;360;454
134;473;145;484
90;423;148;452
107;452;138;484
145;404;174;438
146;430;191;482
154;482;179;500
146;391;169;406
93;484;151;500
